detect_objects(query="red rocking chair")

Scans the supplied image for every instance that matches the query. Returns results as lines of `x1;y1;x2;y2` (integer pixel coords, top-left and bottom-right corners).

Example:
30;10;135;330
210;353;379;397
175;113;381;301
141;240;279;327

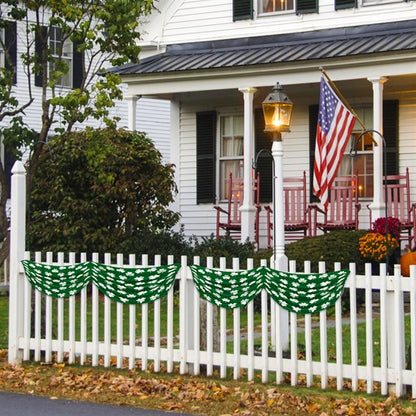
311;174;361;235
214;172;261;246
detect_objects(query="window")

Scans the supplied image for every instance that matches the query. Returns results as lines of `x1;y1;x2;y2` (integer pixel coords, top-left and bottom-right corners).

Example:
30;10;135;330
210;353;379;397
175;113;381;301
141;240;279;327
195;110;274;204
35;26;82;89
260;0;294;13
49;26;72;88
219;115;244;199
339;107;374;198
335;0;356;9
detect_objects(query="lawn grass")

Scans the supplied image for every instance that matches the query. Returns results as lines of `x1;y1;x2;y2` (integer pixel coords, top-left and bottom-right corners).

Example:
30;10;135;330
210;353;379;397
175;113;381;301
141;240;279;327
1;293;412;370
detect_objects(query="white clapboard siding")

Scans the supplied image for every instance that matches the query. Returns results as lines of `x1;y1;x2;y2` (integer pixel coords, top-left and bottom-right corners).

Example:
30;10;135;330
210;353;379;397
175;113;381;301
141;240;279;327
140;0;415;48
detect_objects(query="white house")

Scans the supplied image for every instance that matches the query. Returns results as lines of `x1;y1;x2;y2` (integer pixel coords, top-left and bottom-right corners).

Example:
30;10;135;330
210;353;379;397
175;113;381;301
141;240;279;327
111;0;416;249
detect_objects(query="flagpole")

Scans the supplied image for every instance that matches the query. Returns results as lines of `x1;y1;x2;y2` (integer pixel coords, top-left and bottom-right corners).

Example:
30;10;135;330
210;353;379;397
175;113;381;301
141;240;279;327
319;67;378;146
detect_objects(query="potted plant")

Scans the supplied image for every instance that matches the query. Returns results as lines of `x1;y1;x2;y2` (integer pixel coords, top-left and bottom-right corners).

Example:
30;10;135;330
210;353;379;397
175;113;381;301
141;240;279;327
359;217;401;274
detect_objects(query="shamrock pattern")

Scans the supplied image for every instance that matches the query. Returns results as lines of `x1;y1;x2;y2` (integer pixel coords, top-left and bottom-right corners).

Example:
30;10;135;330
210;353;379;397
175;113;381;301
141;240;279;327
22;260;180;304
22;261;349;314
190;265;349;314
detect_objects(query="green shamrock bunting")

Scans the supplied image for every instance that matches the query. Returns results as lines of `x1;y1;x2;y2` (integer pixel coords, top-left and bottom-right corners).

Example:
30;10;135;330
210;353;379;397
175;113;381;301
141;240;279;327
261;267;350;314
21;260;180;304
190;265;264;309
189;265;350;314
21;261;349;314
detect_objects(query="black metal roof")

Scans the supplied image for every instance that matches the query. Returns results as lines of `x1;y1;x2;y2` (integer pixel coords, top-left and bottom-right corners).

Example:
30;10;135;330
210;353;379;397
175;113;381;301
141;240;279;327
112;20;416;75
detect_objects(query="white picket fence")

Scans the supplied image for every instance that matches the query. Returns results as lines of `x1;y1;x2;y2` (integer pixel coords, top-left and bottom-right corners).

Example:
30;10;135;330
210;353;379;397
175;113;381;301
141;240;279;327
8;250;416;398
7;162;416;398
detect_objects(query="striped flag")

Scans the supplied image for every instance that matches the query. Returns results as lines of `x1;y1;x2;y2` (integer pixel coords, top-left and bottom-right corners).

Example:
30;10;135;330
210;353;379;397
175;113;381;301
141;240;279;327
313;76;356;210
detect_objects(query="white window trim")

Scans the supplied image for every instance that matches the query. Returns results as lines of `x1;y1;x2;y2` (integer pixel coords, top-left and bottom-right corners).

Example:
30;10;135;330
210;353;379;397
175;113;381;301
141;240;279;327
216;112;244;202
49;27;73;88
0;27;5;68
257;0;295;15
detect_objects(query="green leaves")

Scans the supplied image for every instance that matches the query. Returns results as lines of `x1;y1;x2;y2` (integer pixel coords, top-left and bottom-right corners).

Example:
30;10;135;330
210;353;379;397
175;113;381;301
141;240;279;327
29;128;180;254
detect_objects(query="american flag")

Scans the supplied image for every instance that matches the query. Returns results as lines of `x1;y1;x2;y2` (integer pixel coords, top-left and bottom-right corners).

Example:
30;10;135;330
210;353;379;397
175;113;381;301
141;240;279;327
313;76;356;210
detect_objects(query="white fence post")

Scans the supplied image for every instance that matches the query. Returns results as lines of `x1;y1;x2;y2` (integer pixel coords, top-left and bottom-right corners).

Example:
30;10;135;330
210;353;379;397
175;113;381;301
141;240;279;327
8;161;27;364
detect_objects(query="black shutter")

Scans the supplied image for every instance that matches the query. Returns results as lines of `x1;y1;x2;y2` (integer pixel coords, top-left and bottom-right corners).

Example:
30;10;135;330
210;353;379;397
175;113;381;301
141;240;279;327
34;26;47;87
296;0;318;14
196;111;216;204
308;104;319;202
4;21;17;84
72;41;83;89
335;0;357;9
233;0;253;21
4;148;15;198
383;100;398;176
254;108;273;203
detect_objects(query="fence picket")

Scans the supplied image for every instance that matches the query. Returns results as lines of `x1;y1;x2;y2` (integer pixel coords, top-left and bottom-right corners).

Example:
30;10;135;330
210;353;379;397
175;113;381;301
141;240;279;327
91;252;99;367
394;265;404;397
349;263;358;392
219;257;227;379
365;263;374;394
141;255;149;371
246;258;255;382
166;254;174;373
104;253;112;368
289;260;298;387
319;262;328;390
380;263;388;395
34;252;42;362
68;252;76;364
233;258;241;380
205;257;214;377
127;254;136;371
45;252;53;363
334;262;343;391
57;252;65;363
261;289;268;383
193;256;201;376
116;253;124;369
179;255;188;375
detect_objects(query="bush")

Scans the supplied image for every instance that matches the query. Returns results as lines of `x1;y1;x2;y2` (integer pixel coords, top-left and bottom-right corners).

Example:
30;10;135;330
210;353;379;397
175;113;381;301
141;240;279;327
191;234;256;268
285;229;368;274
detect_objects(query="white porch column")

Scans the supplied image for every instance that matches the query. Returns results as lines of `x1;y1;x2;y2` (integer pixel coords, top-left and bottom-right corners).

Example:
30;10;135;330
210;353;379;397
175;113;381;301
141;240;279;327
368;77;388;220
126;95;140;130
239;87;257;244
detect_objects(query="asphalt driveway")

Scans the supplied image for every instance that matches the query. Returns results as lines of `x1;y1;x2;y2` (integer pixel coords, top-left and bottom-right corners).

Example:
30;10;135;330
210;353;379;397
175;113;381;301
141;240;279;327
0;391;193;416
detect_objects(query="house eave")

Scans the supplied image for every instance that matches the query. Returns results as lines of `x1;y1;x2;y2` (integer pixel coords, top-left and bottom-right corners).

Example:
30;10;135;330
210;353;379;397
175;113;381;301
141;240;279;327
123;51;416;96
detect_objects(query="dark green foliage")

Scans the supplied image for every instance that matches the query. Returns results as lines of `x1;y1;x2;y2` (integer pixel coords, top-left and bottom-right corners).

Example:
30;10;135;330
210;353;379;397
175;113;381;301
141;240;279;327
191;235;256;268
28;128;179;255
118;227;194;264
109;231;256;267
285;230;370;311
285;230;368;274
